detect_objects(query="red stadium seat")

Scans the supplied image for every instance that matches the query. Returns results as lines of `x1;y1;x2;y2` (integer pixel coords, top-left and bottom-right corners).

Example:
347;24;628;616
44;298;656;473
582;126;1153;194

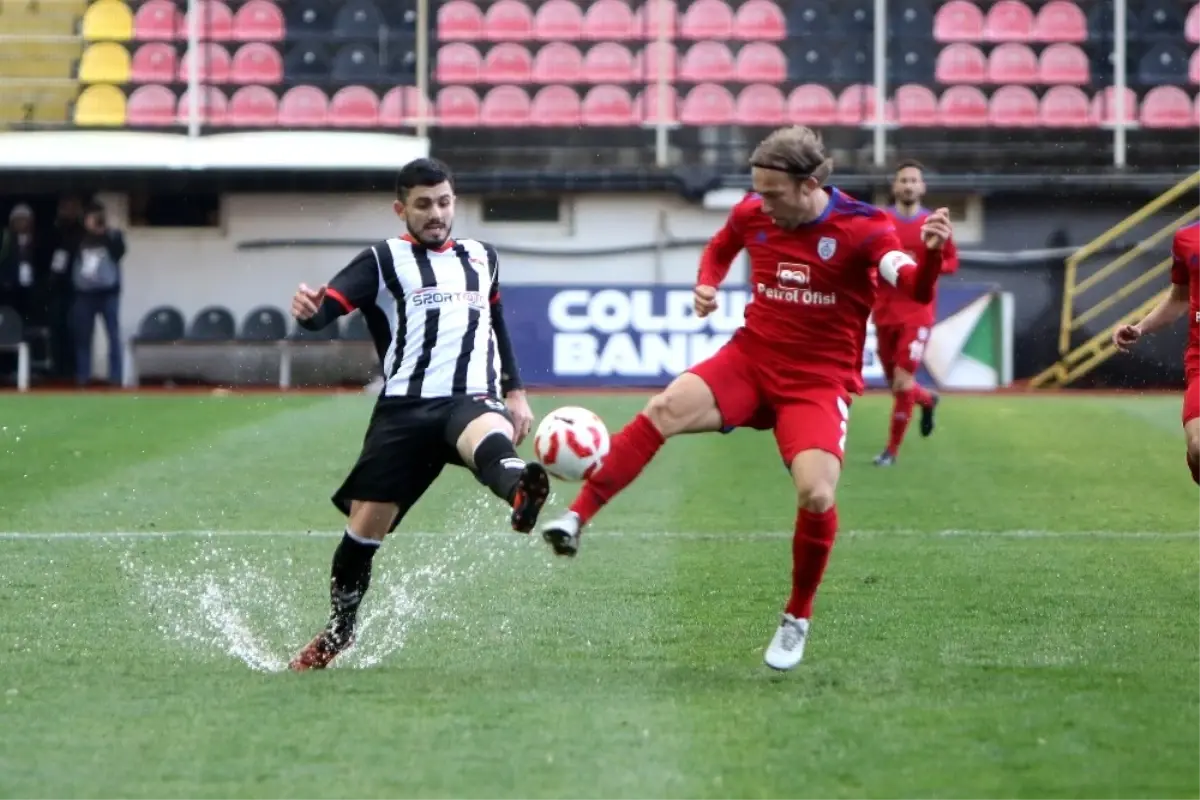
935;42;986;84
126;83;175;125
583;42;636;82
986;42;1038;84
438;1;484;41
681;83;734;125
180;0;233;41
984;0;1035;42
177;43;231;83
1039;84;1090;127
277;85;327;127
530;84;581;125
381;86;431;126
735;83;784;125
329;85;380;128
635;83;678;122
733;0;784;41
134;0;180;40
228;84;278;126
1191;48;1200;84
177;85;227;125
436;43;482;84
1189;4;1200;44
638;41;677;81
1033;0;1086;43
583;0;636;40
1038;42;1088;84
680;0;733;39
131;43;176;83
484;0;534;41
482;43;533;83
230;42;282;84
583;84;635;125
679;41;734;82
1090;87;1137;124
232;0;284;42
988;84;1038;126
435;86;481;126
1140;85;1193;128
837;84;894;125
635;0;676;38
534;0;583;40
735;42;786;83
933;0;984;43
937;84;989;125
533;42;583;83
894;83;938;126
480;85;531;126
787;83;837;126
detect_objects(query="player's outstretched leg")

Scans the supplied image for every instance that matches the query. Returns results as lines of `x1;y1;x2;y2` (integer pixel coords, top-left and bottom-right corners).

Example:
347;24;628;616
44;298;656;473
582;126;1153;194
456;410;550;534
877;367;937;466
914;385;939;438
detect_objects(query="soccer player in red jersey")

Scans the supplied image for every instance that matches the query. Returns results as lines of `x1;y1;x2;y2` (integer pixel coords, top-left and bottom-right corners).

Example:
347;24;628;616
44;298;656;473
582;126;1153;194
538;126;954;670
1112;221;1200;485
871;159;960;467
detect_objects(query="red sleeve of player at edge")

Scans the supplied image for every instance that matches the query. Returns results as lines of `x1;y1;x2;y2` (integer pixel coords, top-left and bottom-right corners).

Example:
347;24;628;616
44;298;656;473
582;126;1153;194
862;215;943;304
697;197;753;287
1171;229;1191;286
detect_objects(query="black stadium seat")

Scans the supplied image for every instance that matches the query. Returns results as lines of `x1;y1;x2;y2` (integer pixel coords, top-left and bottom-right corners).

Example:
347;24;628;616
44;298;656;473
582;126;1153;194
187;306;237;341
239;306;287;341
332;43;382;82
334;0;386;39
135;306;185;342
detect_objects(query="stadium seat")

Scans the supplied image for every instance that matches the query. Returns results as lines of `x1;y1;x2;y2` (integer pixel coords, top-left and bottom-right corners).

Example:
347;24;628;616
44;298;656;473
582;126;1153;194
188;307;236;341
231;42;282;84
136;306;186;342
82;0;134;42
1090;86;1137;124
1139;2;1184;42
933;0;983;43
890;0;934;40
481;85;531;126
277;85;328;126
787;83;837;126
177;85;228;125
180;0;234;41
734;0;785;41
831;44;871;83
534;0;583;40
436;86;482;126
1191;48;1200;84
837;84;893;125
73;83;127;126
583;42;635;82
735;42;786;83
1039;84;1090;126
134;0;180;41
638;41;677;80
892;47;935;84
788;42;832;81
582;84;635;125
894;82;938;126
530;84;581;125
1038;43;1089;84
228;84;279;125
284;44;332;81
636;0;677;38
341;311;372;341
1139;45;1190;86
984;0;1035;42
787;1;830;37
679;41;734;82
386;43;418;80
988;84;1039;125
384;1;418;34
329;85;380;127
483;43;533;84
830;0;874;36
125;83;176;125
635;84;678;122
79;42;131;84
285;0;334;41
583;0;637;40
381;86;430;126
735;83;785;125
680;0;733;39
680;83;734;125
937;84;989;125
987;42;1038;84
437;43;482;83
334;0;386;40
533;42;584;83
1189;4;1200;44
291;320;338;341
1140;85;1193;127
131;43;176;83
233;0;284;42
438;0;484;41
177;44;231;83
239;307;287;342
1033;0;1086;43
332;43;382;82
935;42;986;84
484;0;534;41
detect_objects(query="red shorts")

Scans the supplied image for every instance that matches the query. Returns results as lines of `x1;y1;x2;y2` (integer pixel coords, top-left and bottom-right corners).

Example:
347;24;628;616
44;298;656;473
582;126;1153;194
688;335;852;465
875;323;930;383
1184;378;1199;426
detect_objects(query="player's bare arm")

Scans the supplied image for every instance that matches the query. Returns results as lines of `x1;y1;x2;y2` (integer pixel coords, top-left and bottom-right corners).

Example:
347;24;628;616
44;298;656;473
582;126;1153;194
1113;283;1189;351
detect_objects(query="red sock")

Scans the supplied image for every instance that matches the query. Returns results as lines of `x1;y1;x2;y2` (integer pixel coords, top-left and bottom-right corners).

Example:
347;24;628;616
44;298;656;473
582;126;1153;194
886;388;916;455
569;413;665;525
786;506;839;619
911;385;934;408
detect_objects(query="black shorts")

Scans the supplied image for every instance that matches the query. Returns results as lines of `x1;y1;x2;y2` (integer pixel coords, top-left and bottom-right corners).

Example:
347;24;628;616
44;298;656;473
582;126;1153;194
332;394;512;525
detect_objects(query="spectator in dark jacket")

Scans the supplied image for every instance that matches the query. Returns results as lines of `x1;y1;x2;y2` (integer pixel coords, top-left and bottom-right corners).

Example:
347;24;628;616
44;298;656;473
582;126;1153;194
72;201;125;386
48;195;85;380
0;204;39;323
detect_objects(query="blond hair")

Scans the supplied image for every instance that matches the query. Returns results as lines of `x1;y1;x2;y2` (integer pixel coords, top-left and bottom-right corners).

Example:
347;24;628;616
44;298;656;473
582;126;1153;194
749;126;833;184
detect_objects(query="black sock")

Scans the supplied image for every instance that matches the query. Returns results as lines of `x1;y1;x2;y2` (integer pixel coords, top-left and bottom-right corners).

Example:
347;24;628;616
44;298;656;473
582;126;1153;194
327;529;380;645
473;432;526;504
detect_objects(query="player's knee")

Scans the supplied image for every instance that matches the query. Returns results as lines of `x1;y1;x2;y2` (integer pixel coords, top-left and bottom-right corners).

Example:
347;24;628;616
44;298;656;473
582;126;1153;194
796;481;836;513
891;371;914;392
642;390;692;437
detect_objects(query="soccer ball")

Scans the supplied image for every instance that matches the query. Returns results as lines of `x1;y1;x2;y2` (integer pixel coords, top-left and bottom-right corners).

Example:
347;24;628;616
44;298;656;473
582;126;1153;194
533;406;610;482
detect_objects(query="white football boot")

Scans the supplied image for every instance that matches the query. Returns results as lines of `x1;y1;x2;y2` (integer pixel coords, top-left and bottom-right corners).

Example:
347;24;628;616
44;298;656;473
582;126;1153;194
763;613;810;671
540;511;581;557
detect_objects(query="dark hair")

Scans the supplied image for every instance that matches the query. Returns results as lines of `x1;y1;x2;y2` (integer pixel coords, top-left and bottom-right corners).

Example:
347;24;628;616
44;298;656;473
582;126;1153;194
893;158;925;175
396;158;454;200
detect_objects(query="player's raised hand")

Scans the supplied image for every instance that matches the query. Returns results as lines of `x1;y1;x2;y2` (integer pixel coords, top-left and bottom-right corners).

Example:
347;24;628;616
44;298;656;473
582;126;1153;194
291;283;326;320
506;389;534;445
1112;323;1142;352
921;208;952;250
694;284;718;318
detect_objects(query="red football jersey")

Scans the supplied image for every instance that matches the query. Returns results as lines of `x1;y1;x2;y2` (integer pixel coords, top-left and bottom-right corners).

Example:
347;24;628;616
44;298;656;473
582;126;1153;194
1170;222;1200;382
872;206;960;328
698;188;908;394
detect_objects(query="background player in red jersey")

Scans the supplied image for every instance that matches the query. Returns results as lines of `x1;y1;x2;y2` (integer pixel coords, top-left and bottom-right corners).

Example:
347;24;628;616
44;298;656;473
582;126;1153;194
1112;222;1200;485
871;159;960;467
539;126;954;671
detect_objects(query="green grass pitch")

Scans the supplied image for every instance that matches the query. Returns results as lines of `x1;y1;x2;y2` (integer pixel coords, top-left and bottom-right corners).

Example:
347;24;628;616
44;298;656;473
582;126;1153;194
0;391;1196;798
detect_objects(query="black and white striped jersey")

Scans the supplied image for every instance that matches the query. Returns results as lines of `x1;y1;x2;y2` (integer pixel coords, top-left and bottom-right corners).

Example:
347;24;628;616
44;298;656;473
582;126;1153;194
302;234;523;399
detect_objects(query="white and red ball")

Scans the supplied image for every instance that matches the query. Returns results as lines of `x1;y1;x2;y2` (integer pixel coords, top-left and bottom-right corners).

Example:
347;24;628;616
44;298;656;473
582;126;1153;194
533;406;611;482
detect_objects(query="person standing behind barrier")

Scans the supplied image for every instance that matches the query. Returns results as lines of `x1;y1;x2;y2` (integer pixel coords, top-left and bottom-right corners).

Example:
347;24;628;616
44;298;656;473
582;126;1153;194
0;204;39;323
48;195;85;381
71;201;125;387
